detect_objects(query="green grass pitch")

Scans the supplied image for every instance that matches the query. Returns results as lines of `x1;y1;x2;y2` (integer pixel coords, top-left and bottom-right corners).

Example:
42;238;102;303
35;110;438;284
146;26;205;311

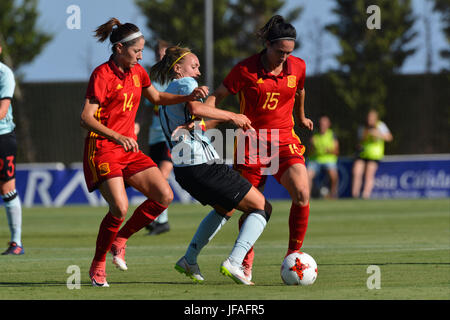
0;198;448;300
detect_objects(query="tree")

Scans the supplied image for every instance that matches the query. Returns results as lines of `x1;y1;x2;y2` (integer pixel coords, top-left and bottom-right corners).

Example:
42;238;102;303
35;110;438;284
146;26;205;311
325;0;417;120
135;0;302;110
0;0;52;72
432;0;450;68
0;0;53;162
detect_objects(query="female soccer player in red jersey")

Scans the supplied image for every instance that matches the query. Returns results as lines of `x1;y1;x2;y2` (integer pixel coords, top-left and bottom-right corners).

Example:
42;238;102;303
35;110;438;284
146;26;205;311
206;15;314;280
80;18;208;287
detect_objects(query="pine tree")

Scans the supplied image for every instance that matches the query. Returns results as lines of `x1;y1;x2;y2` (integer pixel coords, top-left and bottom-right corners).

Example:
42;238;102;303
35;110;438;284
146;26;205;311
432;0;450;68
0;0;52;72
0;0;52;162
325;0;417;120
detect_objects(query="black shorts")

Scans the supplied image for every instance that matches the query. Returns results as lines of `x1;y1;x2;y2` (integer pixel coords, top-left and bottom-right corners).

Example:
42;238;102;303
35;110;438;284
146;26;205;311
0;131;17;182
148;141;172;166
174;163;252;211
356;156;380;165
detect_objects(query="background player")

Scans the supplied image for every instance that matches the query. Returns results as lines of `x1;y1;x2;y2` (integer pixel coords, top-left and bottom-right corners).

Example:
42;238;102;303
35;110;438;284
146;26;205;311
150;46;272;285
80;19;208;287
307;115;339;198
0;45;24;255
352;109;393;199
205;15;313;280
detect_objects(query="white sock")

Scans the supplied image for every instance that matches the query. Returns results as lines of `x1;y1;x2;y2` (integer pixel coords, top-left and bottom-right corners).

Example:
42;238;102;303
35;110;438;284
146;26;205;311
229;212;267;266
155;208;168;224
185;209;229;264
2;191;22;247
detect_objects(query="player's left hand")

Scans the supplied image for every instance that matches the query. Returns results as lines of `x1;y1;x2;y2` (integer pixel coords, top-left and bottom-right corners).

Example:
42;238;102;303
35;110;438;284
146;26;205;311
300;117;314;131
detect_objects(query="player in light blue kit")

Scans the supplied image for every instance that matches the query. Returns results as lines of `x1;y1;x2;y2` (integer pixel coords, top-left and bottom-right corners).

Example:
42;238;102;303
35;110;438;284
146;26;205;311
150;46;272;285
0;45;24;255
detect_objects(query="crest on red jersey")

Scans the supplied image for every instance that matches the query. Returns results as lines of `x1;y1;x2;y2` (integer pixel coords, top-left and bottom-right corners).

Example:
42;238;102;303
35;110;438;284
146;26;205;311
287;75;296;88
133;75;141;87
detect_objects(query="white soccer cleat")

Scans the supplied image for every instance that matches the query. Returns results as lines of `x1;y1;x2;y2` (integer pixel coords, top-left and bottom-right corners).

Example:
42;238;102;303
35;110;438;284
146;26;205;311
113;255;128;271
220;258;254;285
174;256;205;283
89;267;110;288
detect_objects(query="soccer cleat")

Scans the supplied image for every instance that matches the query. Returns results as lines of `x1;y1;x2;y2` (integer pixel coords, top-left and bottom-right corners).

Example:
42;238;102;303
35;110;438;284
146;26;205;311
110;242;128;271
89;267;109;287
1;242;24;255
147;222;170;236
174;256;205;283
220;258;254;285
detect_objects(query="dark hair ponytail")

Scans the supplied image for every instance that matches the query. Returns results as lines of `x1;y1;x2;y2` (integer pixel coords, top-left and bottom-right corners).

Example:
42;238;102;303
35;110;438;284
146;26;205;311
94;18;143;53
257;15;296;43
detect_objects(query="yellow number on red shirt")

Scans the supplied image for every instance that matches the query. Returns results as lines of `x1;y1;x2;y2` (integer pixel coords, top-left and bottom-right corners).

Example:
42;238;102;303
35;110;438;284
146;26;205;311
289;143;302;156
123;93;134;112
262;92;280;110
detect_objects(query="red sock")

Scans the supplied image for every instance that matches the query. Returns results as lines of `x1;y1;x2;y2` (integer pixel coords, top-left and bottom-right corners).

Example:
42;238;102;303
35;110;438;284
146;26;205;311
287;202;310;256
93;212;124;263
116;199;167;240
240;214;255;268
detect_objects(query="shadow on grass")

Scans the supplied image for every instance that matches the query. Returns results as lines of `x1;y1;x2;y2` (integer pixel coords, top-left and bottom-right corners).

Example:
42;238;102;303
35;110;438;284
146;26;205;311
0;281;205;288
318;262;450;266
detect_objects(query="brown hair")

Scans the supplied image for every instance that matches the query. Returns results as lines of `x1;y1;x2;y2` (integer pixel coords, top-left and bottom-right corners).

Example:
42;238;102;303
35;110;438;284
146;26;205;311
94;18;143;53
154;39;171;59
150;46;191;85
256;15;296;44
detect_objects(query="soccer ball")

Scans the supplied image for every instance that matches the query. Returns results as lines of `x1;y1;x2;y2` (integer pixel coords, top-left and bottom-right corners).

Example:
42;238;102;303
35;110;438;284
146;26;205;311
280;252;318;285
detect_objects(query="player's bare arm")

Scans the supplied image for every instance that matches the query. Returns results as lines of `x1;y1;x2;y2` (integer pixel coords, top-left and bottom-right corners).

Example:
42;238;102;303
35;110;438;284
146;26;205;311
187;100;253;131
143;84;209;106
205;84;230;108
201;84;233;129
0;98;11;120
80;98;139;152
294;87;313;131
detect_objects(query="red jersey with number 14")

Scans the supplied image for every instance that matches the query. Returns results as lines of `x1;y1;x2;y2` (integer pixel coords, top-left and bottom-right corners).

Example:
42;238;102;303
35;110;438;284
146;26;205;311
85;57;151;149
223;51;306;143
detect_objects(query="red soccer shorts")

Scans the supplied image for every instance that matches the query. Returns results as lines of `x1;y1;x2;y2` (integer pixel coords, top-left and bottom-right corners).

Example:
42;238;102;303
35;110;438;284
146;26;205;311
83;137;157;192
234;141;306;188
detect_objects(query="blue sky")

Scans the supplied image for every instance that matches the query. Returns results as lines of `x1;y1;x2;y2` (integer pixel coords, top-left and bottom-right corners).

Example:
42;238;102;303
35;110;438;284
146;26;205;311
18;0;449;82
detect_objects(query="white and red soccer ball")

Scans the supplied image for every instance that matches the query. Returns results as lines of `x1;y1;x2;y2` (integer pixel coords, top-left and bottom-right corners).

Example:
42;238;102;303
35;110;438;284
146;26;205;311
281;252;318;285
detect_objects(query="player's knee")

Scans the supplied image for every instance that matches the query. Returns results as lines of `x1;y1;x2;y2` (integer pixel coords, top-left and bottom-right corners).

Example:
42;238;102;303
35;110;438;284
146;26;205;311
292;185;310;207
159;186;173;207
110;201;129;219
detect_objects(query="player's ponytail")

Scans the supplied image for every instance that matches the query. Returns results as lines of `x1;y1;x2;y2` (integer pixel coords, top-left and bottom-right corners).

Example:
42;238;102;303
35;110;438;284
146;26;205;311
150;46;191;85
94;18;143;53
257;15;296;44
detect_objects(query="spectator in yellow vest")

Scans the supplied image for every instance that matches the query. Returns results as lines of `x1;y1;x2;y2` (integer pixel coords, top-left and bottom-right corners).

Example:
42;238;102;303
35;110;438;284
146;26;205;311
352;109;393;199
307;115;339;198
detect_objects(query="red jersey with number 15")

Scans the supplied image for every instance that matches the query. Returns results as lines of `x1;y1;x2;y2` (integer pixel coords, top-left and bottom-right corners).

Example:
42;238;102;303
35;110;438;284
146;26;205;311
85;57;151;149
223;51;305;143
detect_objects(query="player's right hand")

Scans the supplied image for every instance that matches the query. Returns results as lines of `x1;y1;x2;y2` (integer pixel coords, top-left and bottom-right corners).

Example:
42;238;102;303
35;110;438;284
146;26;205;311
116;135;139;152
232;114;253;131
